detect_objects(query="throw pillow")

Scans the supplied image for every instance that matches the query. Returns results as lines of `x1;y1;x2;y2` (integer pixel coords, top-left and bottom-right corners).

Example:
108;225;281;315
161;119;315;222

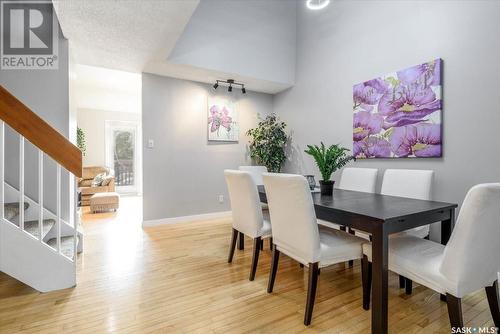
92;173;106;187
101;175;113;186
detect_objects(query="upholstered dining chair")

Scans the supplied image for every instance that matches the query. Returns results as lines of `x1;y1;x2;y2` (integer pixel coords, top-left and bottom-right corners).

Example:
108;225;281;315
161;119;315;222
224;170;272;281
263;173;365;325
361;183;500;330
381;168;434;292
319;168;379;233
239;165;270;216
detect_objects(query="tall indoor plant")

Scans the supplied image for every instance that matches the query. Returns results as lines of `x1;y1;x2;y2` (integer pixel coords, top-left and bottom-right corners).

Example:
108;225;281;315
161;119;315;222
246;114;288;172
304;142;355;195
77;127;86;156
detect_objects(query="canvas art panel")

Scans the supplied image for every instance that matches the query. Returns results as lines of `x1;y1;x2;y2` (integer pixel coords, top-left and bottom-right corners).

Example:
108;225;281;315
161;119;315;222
353;59;442;158
207;97;239;142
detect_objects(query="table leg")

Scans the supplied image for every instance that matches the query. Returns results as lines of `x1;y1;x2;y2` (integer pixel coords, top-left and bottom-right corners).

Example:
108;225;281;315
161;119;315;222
440;208;456;302
441;208;455;246
371;225;388;334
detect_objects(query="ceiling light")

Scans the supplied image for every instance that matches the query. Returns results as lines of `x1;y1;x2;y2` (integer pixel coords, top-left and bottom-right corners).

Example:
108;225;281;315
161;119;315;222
306;0;330;10
228;85;232;92
241;87;246;94
213;82;219;89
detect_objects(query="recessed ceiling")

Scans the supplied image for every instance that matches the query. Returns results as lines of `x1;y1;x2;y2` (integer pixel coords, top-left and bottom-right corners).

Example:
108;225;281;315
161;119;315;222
53;0;295;94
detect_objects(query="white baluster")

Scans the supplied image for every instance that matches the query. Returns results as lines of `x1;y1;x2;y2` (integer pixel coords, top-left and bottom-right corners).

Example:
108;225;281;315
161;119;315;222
72;174;77;261
19;136;24;230
38;151;43;242
0;121;4;220
56;164;61;253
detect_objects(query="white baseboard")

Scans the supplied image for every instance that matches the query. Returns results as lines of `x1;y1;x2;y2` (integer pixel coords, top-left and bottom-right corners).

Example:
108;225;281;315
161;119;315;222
142;211;232;227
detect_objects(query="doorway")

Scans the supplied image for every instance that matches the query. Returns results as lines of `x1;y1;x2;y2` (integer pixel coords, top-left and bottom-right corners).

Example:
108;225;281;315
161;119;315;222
105;120;141;194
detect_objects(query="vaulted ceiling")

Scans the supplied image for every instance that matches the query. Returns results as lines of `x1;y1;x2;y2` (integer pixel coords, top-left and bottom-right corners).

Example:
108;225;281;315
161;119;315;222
53;0;297;94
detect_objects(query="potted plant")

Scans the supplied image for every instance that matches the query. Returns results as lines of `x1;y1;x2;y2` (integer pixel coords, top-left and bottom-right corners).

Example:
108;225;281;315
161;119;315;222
304;142;355;196
246;114;288;172
77;127;86;156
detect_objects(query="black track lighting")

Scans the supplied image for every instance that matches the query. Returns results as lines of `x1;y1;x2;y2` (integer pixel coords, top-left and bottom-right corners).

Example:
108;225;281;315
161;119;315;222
212;79;246;94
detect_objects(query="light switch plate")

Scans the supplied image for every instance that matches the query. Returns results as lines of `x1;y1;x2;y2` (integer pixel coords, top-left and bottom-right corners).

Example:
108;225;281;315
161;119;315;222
148;139;154;148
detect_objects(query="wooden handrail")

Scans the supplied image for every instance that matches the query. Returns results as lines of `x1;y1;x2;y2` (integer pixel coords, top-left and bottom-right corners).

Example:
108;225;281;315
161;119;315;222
0;85;82;177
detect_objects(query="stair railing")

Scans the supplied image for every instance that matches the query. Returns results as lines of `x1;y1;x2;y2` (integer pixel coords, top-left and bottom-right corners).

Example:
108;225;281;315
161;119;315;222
0;85;82;262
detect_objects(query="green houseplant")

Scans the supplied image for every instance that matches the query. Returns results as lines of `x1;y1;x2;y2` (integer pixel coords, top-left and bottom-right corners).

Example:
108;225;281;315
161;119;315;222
304;142;355;195
246;114;288;172
77;127;86;157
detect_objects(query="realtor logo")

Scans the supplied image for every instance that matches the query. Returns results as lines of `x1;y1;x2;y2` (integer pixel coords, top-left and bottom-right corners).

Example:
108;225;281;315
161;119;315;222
1;0;58;70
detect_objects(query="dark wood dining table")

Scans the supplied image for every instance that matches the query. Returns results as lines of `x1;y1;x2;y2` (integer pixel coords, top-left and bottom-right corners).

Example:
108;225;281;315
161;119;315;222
257;185;458;334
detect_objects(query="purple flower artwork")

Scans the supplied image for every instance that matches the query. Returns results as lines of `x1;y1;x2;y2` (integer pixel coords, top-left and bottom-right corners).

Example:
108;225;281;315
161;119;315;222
353;59;442;158
208;97;239;142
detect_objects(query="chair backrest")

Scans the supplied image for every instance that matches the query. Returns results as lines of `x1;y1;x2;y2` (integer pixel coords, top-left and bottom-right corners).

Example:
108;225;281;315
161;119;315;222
224;170;264;238
338;167;378;193
238;166;268;185
381;169;433;200
263;173;321;264
440;183;500;296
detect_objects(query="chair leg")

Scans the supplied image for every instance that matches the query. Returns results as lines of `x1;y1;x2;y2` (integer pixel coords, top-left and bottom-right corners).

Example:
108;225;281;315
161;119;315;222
399;275;406;289
267;244;280;293
238;232;244;250
304;262;320;326
260;239;264;250
361;255;372;310
405;278;413;295
269;237;273;250
485;280;500;328
227;228;238;263
446;293;464;329
300;263;304;268
249;237;261;281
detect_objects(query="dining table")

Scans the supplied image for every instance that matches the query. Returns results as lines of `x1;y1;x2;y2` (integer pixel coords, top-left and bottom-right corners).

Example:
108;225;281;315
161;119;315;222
257;185;458;334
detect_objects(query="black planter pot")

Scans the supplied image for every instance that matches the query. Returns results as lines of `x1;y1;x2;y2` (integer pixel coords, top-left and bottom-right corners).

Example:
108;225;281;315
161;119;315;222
319;180;334;196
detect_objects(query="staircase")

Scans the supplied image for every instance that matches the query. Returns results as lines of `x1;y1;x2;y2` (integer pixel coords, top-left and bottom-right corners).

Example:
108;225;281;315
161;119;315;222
0;85;82;292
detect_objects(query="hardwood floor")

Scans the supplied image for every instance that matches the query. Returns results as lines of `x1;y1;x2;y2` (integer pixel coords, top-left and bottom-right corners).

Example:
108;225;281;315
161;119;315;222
0;196;496;333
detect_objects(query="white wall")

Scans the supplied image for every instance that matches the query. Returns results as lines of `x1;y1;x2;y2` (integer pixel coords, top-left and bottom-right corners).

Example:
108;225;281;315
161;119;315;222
142;74;273;221
168;0;296;86
274;0;500;239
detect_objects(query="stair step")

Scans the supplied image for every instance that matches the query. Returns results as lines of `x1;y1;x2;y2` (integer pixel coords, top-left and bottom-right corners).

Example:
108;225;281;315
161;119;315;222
47;236;78;259
4;202;29;221
23;219;55;239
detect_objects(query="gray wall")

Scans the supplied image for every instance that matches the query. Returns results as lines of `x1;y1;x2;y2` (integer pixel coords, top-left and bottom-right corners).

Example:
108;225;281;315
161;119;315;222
0;3;70;219
142;74;272;221
274;0;500;237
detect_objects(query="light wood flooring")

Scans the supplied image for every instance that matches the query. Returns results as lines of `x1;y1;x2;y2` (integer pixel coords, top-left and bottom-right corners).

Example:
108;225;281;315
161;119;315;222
0;196;496;333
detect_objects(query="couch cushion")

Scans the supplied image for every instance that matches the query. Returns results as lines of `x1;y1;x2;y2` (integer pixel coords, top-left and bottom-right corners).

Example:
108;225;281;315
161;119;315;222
83;166;109;180
81;186;109;195
79;179;93;187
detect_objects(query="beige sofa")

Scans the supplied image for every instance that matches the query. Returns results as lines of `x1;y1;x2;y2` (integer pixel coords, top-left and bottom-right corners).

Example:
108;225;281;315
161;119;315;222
78;166;115;206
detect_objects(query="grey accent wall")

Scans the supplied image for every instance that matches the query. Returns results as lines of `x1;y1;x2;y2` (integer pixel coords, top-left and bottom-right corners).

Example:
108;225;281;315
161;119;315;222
142;74;272;221
0;3;70;219
274;0;500;238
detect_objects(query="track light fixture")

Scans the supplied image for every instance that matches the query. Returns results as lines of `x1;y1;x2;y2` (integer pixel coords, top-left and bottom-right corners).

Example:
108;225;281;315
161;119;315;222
212;79;246;94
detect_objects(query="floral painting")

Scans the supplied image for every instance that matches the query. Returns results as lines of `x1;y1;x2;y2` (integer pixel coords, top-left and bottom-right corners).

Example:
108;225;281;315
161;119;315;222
353;59;442;158
208;97;239;142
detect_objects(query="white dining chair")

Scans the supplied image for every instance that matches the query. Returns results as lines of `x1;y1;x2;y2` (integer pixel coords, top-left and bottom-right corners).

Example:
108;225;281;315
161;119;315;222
224;170;272;281
319;168;378;232
238;165;268;185
239;166;269;212
361;183;500;330
338;167;378;193
381;168;434;292
381;169;434;238
263;173;365;325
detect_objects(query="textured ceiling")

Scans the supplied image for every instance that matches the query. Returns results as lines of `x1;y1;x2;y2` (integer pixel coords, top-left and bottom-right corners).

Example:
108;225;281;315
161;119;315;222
54;0;295;94
53;0;200;72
